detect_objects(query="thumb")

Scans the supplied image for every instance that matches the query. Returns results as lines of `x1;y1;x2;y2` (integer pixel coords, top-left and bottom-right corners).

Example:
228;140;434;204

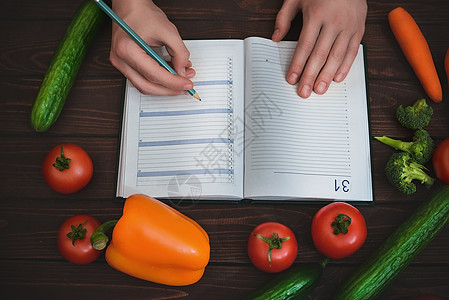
272;0;301;42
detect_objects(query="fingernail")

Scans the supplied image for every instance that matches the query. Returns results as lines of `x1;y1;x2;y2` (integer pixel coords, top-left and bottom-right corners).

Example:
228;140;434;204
300;84;311;97
316;82;327;94
335;72;345;82
288;73;299;84
183;83;193;90
186;69;196;78
272;28;280;40
179;69;186;77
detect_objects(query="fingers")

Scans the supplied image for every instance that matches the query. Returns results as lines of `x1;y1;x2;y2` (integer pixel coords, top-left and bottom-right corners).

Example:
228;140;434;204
286;17;323;96
333;32;364;83
295;32;356;98
110;28;194;95
308;31;352;96
292;29;359;98
283;0;367;98
109;1;196;96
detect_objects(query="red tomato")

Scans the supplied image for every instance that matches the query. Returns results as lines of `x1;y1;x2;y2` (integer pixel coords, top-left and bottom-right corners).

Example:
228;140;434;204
57;215;102;264
248;222;298;273
42;144;93;194
433;138;449;185
311;202;367;260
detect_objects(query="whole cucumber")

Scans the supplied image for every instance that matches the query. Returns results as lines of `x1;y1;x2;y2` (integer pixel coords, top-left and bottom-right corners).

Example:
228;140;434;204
334;184;449;300
243;262;325;300
31;0;105;132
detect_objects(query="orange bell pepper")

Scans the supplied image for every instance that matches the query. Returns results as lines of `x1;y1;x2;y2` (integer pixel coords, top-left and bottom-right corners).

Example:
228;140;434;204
91;194;210;286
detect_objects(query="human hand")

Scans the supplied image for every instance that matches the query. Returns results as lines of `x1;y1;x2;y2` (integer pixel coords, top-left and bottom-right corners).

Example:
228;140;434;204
110;0;195;95
272;0;367;98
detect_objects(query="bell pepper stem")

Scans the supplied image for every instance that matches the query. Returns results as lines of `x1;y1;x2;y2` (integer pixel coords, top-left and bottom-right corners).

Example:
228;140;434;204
91;220;118;251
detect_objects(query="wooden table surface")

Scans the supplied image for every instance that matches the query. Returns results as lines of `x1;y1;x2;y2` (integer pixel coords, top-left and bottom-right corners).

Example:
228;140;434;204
1;0;449;299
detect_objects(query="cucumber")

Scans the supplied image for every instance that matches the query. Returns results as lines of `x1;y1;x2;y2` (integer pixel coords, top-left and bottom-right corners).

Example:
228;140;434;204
334;184;449;300
243;262;325;300
30;0;105;132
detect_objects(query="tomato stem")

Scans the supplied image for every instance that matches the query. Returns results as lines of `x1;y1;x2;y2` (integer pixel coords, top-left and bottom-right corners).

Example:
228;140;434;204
332;214;352;235
254;232;290;266
53;146;71;171
90;220;118;250
67;221;87;246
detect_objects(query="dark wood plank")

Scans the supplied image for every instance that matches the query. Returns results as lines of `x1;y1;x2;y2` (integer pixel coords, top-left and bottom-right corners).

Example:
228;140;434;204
3;0;449;24
1;197;449;265
1;260;448;299
2;20;449;81
0;77;123;136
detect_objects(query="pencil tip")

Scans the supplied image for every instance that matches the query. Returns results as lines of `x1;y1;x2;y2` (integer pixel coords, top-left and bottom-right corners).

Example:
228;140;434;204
193;92;201;101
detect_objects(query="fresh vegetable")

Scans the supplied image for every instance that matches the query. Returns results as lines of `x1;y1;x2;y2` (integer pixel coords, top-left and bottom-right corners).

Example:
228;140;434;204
57;215;102;265
433;138;449;185
311;202;366;260
42;144;93;194
388;7;442;102
91;194;210;286
396;98;433;130
385;151;435;194
375;129;434;164
243;261;327;300
247;222;298;273
30;0;105;132
333;185;449;300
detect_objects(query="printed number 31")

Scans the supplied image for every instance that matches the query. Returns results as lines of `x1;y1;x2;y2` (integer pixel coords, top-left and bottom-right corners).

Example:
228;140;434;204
335;179;350;192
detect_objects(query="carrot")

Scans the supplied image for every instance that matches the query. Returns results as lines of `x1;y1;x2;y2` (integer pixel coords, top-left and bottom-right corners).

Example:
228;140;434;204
445;48;449;88
388;7;442;103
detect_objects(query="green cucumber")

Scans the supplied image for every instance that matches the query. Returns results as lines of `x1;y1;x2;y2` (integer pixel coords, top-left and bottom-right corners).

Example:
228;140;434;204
334;184;449;300
31;0;105;132
243;261;326;300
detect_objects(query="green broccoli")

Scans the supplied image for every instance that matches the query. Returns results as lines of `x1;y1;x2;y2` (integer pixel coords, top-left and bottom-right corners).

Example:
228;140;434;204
375;129;434;164
385;152;435;195
396;98;433;130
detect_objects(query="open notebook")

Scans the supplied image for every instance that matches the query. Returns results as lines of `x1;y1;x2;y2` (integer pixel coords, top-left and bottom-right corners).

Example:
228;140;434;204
116;37;373;203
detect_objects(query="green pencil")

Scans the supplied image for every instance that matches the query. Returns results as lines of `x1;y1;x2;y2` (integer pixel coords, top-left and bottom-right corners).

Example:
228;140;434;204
94;0;201;101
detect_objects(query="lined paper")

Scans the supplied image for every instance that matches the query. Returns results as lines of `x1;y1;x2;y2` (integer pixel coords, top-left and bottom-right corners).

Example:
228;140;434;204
243;37;372;201
117;40;245;199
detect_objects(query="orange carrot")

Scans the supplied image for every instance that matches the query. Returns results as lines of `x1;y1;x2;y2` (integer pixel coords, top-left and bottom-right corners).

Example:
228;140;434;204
388;7;442;102
445;48;449;88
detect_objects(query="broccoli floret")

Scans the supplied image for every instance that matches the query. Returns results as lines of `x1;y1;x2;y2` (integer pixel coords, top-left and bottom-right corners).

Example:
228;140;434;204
385;152;435;195
396;98;433;130
375;129;434;164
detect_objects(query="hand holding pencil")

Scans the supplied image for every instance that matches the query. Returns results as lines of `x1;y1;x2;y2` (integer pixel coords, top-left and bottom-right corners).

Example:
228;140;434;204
98;0;200;100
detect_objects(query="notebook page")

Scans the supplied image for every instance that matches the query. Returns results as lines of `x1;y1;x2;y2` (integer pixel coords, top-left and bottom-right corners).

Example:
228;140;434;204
243;37;372;201
117;40;245;200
